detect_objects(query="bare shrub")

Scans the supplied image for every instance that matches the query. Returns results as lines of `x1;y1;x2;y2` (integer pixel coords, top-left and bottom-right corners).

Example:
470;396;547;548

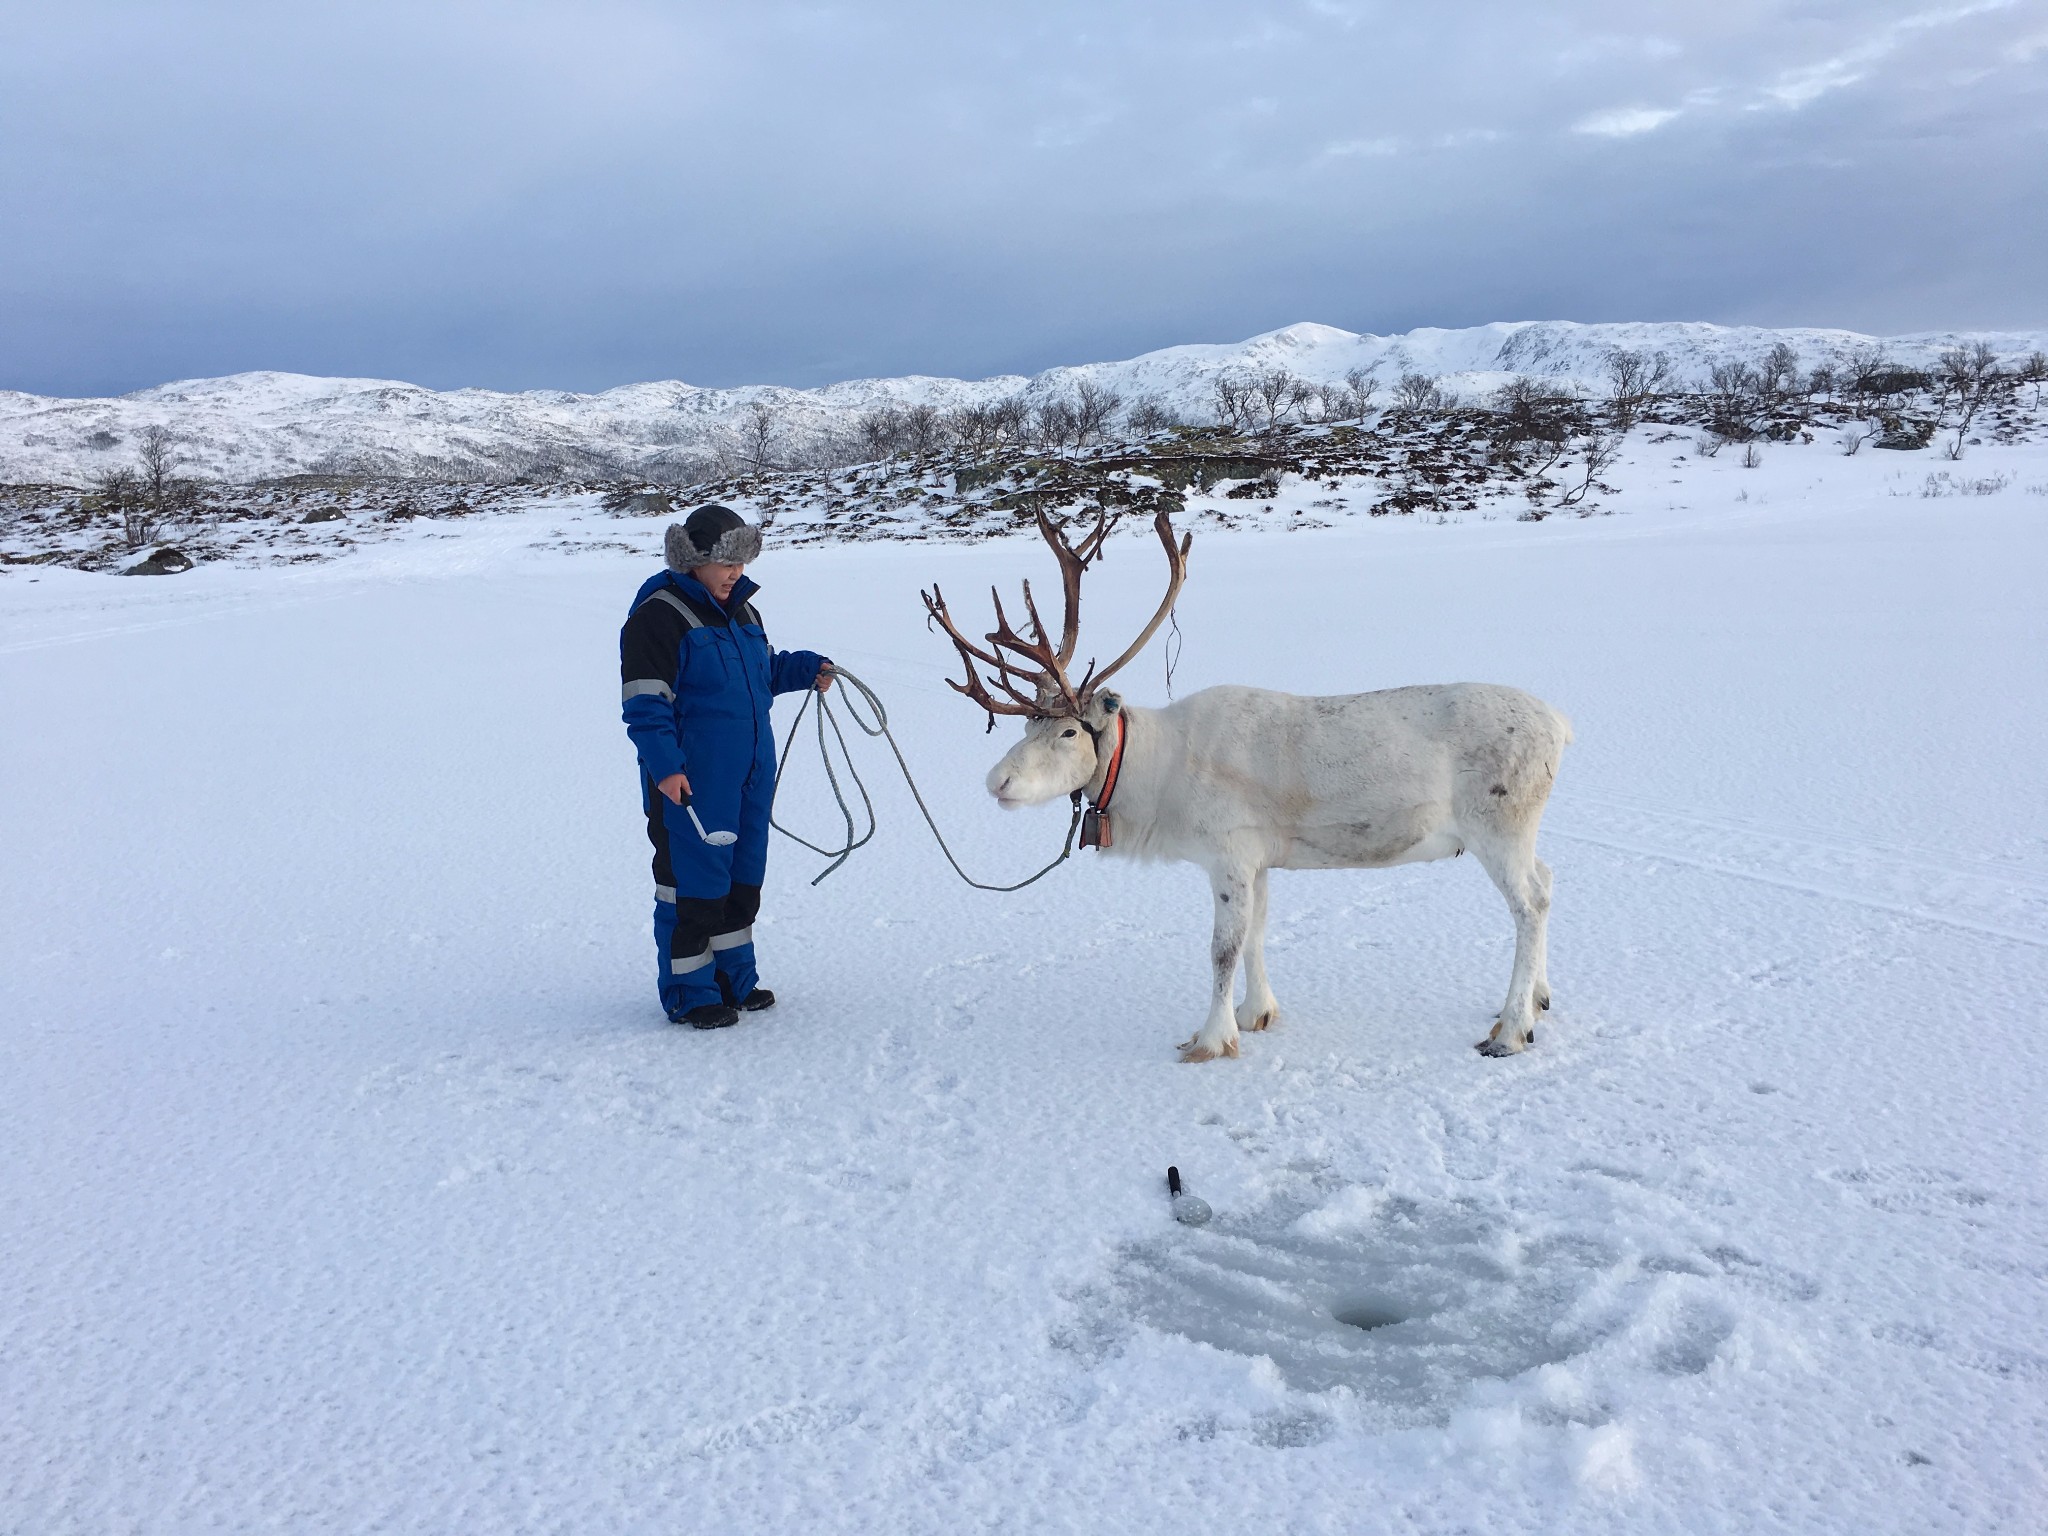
1921;470;2010;498
1695;432;1727;459
1936;341;2010;460
1340;365;1380;418
1605;348;1671;431
1740;442;1763;469
1033;396;1080;452
1249;368;1312;430
1071;380;1123;445
1757;341;1800;399
990;396;1030;444
1123;396;1180;437
736;400;780;472
2020;351;2048;409
1706;361;1762;440
1555;433;1621;508
946;402;1004;457
1394;371;1451;412
856;407;907;461
1211;373;1257;433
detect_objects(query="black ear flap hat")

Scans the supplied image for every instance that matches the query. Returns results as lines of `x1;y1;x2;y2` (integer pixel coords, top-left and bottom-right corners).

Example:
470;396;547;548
665;504;763;570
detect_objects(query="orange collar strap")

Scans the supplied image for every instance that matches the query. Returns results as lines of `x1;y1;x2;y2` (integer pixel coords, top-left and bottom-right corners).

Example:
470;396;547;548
1093;712;1127;814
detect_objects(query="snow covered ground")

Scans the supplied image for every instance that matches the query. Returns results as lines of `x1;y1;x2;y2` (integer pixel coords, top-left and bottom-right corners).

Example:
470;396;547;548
4;431;2046;1532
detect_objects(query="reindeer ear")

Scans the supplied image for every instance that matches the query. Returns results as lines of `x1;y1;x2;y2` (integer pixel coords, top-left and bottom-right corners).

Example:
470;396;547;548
1099;691;1121;715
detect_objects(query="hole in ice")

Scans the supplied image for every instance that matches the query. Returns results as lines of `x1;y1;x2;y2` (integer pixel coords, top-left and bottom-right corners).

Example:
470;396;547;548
1059;1185;1695;1426
1331;1296;1407;1332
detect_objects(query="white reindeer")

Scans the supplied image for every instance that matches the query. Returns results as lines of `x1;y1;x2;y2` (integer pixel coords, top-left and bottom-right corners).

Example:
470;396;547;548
923;510;1572;1062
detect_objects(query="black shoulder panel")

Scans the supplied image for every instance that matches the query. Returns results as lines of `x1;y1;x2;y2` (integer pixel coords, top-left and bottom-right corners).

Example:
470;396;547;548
622;595;687;684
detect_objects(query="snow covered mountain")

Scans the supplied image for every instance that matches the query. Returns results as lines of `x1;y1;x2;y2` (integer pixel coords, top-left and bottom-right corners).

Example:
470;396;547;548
4;319;2044;485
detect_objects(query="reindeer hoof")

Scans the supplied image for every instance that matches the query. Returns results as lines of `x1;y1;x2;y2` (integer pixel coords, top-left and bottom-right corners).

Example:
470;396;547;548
1179;1034;1240;1063
1474;1037;1519;1057
1538;990;1551;1011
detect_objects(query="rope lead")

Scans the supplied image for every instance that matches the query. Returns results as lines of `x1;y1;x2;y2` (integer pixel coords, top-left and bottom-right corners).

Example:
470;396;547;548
770;666;1083;890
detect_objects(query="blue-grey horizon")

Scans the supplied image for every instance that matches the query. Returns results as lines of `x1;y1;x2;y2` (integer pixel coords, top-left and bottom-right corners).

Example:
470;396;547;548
4;1;2044;400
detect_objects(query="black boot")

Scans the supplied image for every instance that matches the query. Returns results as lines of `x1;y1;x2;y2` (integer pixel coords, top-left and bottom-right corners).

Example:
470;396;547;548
720;975;776;1013
675;1002;740;1030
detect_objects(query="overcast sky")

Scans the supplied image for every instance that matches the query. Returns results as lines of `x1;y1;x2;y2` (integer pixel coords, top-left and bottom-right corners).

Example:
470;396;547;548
4;1;2044;397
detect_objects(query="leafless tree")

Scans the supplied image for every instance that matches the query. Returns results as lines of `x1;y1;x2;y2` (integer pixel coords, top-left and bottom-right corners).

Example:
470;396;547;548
1757;342;1801;399
1555;433;1621;508
1211;372;1257;433
1071;380;1123;445
1706;361;1763;441
1935;341;2009;460
89;466;153;550
2018;350;2048;410
736;400;781;472
990;395;1031;444
1123;396;1180;437
1394;371;1451;413
947;402;1004;456
1806;363;1837;399
1032;396;1080;452
857;407;907;461
1340;365;1380;419
1248;368;1311;431
1840;346;1928;415
1740;442;1763;469
902;402;947;457
1605;348;1672;432
1489;378;1580;477
136;424;196;517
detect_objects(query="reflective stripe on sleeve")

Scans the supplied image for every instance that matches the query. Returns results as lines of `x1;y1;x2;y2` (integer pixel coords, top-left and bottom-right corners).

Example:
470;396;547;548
623;679;675;703
709;926;754;952
654;884;677;904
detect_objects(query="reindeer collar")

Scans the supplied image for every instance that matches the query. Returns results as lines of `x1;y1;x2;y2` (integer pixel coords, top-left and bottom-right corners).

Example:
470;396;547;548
1078;712;1127;850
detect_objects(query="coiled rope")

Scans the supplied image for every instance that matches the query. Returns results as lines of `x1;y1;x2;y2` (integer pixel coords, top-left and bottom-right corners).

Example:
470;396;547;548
770;666;1083;890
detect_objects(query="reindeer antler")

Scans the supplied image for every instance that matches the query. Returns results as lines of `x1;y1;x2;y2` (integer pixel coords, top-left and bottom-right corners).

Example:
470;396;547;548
1091;510;1192;689
922;504;1191;725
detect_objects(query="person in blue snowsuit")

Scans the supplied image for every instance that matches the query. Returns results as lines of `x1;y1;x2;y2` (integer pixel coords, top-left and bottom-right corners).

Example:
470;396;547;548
620;504;831;1028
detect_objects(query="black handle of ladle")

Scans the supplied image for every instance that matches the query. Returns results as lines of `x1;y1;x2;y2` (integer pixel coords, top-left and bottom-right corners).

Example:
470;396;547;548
1167;1166;1182;1197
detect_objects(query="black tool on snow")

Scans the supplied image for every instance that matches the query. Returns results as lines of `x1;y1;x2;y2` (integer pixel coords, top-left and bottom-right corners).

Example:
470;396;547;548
1166;1166;1212;1226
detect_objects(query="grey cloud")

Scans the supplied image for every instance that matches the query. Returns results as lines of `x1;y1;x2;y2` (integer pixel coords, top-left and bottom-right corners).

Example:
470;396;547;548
1;0;2042;396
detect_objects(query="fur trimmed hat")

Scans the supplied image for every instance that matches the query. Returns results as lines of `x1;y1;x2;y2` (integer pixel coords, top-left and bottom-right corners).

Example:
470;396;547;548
664;504;763;571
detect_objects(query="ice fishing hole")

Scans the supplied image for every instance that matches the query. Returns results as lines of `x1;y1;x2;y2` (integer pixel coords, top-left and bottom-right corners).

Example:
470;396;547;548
1332;1296;1408;1332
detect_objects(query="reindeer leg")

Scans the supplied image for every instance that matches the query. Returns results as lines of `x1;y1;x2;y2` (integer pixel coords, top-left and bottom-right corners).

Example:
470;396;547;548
1235;866;1280;1034
1472;832;1547;1057
1182;865;1251;1062
1532;857;1554;1013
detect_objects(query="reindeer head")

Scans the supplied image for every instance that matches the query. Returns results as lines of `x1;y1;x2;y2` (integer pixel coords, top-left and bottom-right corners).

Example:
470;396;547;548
922;507;1191;808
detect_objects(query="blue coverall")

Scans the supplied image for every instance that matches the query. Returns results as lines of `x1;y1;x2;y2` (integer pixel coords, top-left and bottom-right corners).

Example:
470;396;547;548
619;569;827;1018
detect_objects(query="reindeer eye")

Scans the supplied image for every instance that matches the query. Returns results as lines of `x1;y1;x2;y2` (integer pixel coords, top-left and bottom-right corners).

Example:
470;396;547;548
1061;728;1078;738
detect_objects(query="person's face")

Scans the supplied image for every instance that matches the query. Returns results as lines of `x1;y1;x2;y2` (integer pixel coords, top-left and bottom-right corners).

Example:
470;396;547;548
693;562;745;601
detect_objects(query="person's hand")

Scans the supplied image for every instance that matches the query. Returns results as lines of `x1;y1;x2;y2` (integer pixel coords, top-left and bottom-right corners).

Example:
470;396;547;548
816;664;835;694
657;772;691;804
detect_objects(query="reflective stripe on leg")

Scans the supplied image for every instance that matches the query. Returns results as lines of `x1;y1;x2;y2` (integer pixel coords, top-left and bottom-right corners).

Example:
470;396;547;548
709;926;753;951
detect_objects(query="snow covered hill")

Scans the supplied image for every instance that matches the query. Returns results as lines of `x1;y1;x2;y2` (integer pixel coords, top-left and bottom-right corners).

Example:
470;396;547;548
5;319;2044;485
